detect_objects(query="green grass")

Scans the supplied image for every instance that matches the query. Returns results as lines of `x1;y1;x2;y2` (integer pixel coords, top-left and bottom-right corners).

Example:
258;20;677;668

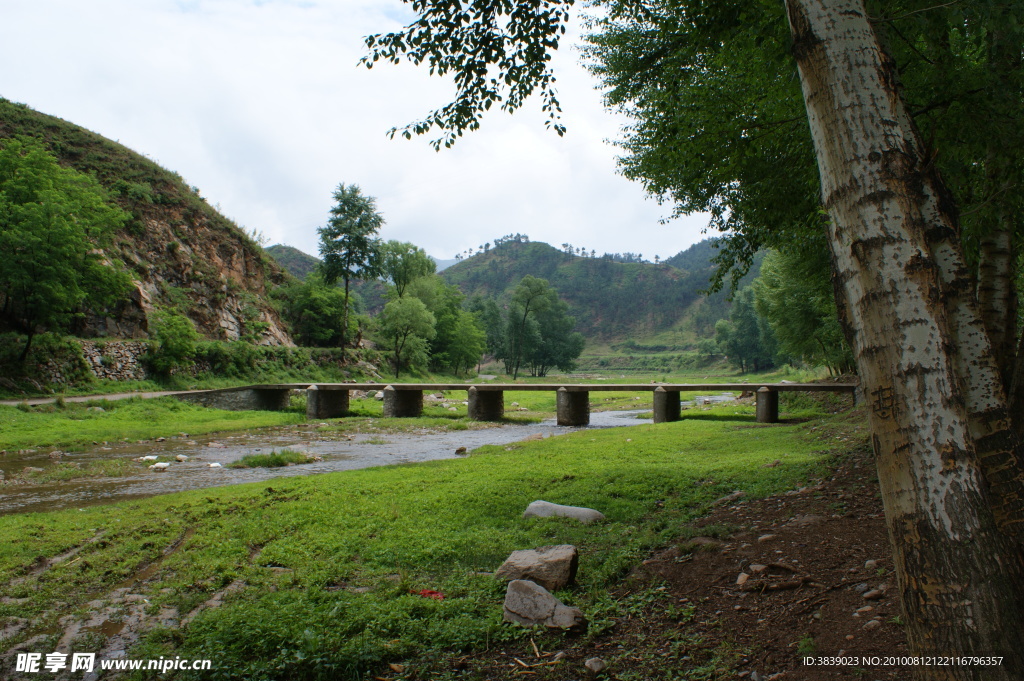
16;458;144;482
0;397;304;451
228;449;312;469
0;402;865;680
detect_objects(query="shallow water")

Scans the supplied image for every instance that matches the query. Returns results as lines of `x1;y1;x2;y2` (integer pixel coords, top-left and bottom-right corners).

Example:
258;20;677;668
0;394;737;515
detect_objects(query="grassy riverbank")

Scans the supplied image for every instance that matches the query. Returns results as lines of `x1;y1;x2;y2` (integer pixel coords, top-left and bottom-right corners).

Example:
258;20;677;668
0;401;867;680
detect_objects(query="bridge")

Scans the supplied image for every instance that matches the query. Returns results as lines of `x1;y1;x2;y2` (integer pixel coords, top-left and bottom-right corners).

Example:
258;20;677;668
174;382;858;426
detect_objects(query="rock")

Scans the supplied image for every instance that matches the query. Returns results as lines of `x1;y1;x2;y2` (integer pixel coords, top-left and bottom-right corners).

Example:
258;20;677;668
149;462;170;470
175;454;189;462
584;657;606;674
864;559;879;569
495;545;579;591
86;406;105;412
448;407;458;412
736;572;750;586
49;450;64;459
712;490;746;506
208;463;223;468
863;589;885;600
455;447;467;455
22;467;44;474
862;619;882;631
749;564;768;574
137;455;158;462
502;580;586;629
853;582;870;593
757;534;776;543
523;500;605;524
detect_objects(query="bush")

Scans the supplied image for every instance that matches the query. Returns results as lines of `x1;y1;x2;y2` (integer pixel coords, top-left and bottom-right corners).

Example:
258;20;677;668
147;310;199;376
0;332;92;395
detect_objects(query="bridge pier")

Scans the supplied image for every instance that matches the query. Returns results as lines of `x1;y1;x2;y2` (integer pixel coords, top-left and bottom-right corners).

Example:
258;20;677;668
652;387;681;423
756;387;779;423
468;387;504;421
556;388;590;426
306;385;349;419
383;386;424;417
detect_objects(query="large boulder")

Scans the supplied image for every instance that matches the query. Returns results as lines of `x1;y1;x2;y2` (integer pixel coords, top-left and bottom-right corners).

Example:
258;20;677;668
495;545;579;591
502;580;586;630
523;500;605;524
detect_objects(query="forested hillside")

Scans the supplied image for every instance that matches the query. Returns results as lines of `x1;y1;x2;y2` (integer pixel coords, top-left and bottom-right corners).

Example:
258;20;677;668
0;99;291;344
440;236;759;339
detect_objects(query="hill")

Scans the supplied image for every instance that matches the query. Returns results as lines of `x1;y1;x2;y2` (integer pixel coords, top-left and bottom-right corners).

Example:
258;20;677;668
266;244;319;280
440;237;755;339
0;99;291;344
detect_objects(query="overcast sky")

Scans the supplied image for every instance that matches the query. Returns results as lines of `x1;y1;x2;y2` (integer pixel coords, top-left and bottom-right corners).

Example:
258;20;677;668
1;0;712;261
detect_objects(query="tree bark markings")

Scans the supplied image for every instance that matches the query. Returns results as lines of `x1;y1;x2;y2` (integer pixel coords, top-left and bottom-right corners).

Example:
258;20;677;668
785;0;1024;676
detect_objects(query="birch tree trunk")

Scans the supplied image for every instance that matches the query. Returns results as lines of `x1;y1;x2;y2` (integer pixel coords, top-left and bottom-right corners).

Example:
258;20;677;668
784;0;1024;677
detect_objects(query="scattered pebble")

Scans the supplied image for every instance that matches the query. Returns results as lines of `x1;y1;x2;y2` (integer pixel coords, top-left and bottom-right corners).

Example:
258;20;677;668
584;657;606;674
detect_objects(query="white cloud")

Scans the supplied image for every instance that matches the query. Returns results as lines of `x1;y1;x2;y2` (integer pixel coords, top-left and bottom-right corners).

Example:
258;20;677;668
0;0;711;261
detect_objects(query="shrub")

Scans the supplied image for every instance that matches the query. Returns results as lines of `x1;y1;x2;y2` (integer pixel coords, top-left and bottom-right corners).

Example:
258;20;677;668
147;310;199;376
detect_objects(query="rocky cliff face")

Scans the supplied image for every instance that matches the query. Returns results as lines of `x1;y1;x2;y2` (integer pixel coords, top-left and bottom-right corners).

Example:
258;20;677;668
1;99;293;345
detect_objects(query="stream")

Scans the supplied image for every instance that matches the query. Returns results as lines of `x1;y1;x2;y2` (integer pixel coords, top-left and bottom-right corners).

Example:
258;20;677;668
0;394;738;515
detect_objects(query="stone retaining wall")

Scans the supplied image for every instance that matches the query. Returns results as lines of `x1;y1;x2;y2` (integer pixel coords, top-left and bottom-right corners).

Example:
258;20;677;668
79;341;150;381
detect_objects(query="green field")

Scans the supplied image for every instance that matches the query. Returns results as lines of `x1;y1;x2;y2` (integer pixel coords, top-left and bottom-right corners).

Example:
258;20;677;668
0;395;866;680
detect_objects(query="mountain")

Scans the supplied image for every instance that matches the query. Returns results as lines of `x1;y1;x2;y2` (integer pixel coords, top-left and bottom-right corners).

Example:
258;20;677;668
432;257;458;272
266;244;320;280
440;237;750;339
0;99;291;344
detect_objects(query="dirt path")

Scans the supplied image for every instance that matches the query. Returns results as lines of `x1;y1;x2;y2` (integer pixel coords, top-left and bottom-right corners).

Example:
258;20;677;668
0;391;191;407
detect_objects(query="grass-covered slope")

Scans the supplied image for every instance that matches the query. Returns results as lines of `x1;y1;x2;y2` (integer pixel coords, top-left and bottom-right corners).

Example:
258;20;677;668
0;98;291;344
0;401;854;679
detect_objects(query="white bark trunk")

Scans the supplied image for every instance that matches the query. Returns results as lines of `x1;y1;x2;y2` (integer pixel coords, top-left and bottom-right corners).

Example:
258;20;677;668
784;0;1024;677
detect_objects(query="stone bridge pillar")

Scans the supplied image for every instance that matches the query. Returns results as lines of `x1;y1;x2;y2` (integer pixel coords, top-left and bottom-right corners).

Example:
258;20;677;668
556;388;589;427
306;385;350;419
383;386;424;418
250;388;291;411
756;387;779;423
467;387;504;421
652;387;681;423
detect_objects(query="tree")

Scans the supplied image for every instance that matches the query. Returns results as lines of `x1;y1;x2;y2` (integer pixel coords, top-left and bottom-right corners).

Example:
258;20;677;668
0;137;132;360
713;287;778;374
505;275;556;379
527;297;585;376
406;275;486;375
380;240;436;298
274;273;351;347
317;184;383;351
752;249;855;375
375;296;436;379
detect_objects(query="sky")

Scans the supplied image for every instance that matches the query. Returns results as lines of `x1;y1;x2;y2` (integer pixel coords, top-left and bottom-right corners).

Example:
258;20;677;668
0;0;712;262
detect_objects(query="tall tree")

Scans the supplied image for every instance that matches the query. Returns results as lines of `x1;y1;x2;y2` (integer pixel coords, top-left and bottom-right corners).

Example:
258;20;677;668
527;296;585;376
0;137;131;360
380;240;436;298
362;1;1024;674
375;296;436;378
317;184;383;351
752;249;855;375
506;275;555;379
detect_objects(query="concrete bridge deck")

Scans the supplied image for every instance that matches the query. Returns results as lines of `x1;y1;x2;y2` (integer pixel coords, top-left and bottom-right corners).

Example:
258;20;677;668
173;382;858;426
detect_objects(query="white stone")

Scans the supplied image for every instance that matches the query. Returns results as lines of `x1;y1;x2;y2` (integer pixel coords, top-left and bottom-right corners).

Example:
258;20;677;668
502;580;586;629
523;500;605;524
495;545;578;591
